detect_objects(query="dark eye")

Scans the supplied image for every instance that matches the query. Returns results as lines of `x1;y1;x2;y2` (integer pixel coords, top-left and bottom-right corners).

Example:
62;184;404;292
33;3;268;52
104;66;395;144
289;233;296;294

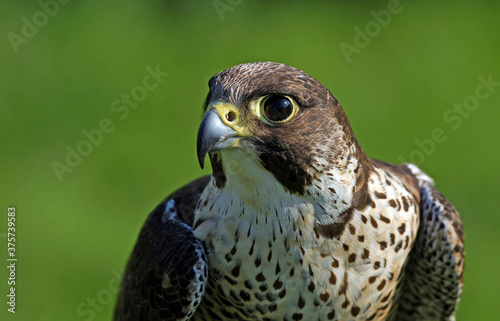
263;95;294;123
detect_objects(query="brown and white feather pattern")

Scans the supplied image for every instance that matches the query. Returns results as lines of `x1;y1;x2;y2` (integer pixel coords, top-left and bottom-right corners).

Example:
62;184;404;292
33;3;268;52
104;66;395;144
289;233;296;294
389;165;464;321
114;62;464;321
192;147;423;321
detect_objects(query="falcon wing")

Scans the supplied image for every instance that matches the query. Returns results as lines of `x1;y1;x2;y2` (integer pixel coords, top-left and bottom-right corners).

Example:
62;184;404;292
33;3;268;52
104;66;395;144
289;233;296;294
395;166;465;320
114;176;210;321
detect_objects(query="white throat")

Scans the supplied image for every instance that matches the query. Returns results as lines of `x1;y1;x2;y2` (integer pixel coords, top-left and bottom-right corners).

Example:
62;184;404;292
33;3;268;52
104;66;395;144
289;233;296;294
193;148;360;242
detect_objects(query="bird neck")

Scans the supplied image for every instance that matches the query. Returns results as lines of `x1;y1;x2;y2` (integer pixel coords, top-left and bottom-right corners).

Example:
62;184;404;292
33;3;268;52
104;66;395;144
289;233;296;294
195;146;367;232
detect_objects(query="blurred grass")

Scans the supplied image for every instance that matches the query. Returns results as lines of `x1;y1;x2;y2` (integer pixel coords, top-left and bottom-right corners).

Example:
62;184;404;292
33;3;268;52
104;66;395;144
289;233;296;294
1;0;499;320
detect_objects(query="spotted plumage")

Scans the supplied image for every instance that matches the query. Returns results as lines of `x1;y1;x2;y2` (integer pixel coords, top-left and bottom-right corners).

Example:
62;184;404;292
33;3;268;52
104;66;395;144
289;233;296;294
114;62;464;321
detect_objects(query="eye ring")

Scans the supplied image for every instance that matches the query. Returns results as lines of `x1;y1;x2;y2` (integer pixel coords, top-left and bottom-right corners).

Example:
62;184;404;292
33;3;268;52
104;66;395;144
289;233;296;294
260;95;297;124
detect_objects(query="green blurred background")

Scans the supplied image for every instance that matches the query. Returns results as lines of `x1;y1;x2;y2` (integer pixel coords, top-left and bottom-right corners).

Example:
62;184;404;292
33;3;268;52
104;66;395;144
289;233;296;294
1;0;499;320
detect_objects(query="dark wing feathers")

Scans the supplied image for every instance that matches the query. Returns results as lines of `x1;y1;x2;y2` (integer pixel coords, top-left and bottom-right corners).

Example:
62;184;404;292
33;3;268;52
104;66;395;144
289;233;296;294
114;176;210;321
395;172;464;320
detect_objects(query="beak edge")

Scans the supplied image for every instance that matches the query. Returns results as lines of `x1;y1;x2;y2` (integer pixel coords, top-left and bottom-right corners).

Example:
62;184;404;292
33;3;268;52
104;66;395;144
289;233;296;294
196;109;238;169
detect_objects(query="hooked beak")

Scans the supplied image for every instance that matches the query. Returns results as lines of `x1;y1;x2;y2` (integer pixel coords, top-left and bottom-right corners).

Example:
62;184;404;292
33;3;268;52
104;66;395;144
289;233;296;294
197;109;238;169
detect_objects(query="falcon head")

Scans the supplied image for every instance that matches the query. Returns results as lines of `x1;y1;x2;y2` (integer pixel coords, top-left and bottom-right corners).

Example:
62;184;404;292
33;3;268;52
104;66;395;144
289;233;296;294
197;62;369;196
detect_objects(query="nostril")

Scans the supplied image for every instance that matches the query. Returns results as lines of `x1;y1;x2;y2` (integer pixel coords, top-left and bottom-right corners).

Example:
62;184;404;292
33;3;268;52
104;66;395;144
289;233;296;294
226;111;236;123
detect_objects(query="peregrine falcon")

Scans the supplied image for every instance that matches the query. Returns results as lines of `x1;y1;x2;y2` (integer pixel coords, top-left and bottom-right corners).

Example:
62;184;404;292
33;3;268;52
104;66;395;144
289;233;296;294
114;62;464;321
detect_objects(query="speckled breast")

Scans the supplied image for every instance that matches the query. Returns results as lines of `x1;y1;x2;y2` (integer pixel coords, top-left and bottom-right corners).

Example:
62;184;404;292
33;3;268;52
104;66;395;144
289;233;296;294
193;168;420;321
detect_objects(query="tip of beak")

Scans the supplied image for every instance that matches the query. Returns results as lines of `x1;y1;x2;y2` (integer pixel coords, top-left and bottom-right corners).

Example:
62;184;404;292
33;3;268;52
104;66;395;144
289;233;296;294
197;125;207;169
198;151;206;169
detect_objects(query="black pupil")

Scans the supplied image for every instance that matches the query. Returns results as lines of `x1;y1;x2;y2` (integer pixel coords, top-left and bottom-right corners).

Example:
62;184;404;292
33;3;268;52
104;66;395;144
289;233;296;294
264;96;293;122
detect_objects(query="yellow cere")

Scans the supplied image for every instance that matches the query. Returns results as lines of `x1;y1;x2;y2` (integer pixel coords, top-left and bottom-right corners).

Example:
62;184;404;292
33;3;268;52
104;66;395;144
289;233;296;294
209;101;252;137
